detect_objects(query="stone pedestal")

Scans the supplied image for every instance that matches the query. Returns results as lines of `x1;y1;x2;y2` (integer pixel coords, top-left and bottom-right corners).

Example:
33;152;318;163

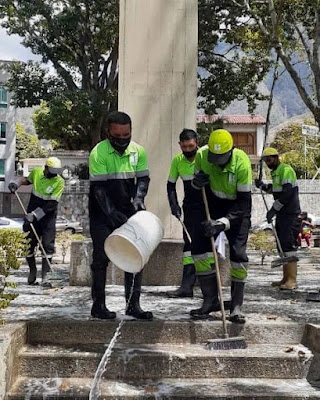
69;239;231;287
118;0;198;239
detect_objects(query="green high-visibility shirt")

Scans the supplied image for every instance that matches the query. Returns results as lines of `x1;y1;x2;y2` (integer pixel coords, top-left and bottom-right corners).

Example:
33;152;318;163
89;139;149;220
194;146;252;225
195;147;252;199
89;139;149;181
168;153;201;207
271;163;300;214
27;167;64;202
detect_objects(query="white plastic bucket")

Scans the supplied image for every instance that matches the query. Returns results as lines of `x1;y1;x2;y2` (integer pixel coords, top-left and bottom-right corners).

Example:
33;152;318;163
104;210;164;273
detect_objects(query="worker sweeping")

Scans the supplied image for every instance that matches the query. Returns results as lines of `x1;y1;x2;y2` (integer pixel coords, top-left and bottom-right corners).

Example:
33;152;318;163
255;147;301;290
89;111;153;320
191;129;252;323
167;129;202;298
8;157;65;286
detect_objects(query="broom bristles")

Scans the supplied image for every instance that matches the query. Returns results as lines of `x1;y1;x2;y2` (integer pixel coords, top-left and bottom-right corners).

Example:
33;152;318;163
206;336;247;350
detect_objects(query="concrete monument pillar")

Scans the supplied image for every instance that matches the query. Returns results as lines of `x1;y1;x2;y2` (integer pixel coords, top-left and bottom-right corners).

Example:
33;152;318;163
119;0;198;238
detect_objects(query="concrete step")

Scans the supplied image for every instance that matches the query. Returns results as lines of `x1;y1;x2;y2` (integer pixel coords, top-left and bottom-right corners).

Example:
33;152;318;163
8;377;320;399
27;320;305;346
18;343;312;380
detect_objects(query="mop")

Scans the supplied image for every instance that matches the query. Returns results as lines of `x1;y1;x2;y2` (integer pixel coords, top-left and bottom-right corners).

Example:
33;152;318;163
15;191;65;286
202;188;247;350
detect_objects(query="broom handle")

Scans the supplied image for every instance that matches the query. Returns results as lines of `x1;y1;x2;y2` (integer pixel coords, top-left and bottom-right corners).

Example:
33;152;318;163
178;217;192;244
260;188;286;257
202;187;228;338
15;191;53;270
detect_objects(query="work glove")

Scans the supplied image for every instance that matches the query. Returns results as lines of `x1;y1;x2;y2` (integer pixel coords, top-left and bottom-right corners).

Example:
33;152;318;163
254;179;264;189
202;219;226;237
266;207;277;223
170;203;182;220
191;171;209;190
132;197;146;212
8;182;18;193
24;212;35;224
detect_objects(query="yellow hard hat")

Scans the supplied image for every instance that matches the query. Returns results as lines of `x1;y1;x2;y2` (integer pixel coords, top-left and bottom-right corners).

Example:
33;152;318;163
45;157;62;174
262;147;279;157
208;129;234;164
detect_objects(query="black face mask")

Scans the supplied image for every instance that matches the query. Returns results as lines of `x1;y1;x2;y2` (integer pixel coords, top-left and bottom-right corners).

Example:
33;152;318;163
109;136;131;153
183;149;197;159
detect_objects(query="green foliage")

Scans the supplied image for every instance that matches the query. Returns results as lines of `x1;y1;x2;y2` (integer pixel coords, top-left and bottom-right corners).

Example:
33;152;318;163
199;0;320;125
56;231;84;264
271;121;320;178
0;229;29;319
0;0;119;149
15;122;49;161
248;230;276;265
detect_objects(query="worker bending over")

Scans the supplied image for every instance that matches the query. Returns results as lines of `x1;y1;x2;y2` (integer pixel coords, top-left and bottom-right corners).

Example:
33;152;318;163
167;129;202;297
89;111;152;320
191;129;252;324
255;147;301;290
9;157;65;286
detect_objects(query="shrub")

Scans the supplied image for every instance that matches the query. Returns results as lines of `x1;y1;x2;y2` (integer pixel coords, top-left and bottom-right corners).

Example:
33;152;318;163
0;229;29;322
248;230;276;265
56;231;84;263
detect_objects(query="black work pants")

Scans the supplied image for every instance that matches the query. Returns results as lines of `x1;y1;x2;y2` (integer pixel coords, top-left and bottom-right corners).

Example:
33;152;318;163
275;213;300;255
23;215;56;257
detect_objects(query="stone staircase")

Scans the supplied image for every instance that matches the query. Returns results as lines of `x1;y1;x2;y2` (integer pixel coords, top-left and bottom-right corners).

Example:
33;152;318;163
7;319;320;399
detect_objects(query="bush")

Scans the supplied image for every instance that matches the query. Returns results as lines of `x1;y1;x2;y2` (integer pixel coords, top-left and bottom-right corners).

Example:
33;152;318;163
56;231;84;263
248;230;276;265
0;229;29;322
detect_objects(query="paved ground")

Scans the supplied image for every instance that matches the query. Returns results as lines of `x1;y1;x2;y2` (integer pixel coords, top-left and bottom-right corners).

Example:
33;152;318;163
2;248;320;325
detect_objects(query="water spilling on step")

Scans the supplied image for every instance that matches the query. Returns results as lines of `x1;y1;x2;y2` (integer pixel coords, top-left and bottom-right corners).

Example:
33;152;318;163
89;274;136;400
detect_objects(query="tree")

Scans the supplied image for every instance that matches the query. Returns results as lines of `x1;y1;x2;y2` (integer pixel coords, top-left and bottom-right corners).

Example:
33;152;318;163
0;1;119;149
230;0;320;126
271;121;320;178
198;0;272;114
15;122;49;162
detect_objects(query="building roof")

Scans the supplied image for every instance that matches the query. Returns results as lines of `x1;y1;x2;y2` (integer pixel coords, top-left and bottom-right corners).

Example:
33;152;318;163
196;114;266;125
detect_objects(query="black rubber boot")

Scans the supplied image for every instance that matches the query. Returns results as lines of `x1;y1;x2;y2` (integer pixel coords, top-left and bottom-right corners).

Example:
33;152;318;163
125;271;153;320
168;264;196;298
91;267;116;320
229;281;246;324
41;257;53;288
26;255;38;285
190;274;231;319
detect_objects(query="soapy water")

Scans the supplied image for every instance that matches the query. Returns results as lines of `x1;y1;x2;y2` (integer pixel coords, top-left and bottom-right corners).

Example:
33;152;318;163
89;274;136;400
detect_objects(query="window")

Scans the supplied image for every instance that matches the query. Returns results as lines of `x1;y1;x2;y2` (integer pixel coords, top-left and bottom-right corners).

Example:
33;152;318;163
0;122;6;139
0;87;8;109
0;159;5;176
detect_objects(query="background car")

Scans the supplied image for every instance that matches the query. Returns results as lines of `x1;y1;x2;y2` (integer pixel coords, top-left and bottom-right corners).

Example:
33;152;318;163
55;216;83;234
0;217;23;230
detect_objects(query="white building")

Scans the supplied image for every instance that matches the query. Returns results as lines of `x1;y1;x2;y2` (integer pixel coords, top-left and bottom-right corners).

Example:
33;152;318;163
0;61;16;194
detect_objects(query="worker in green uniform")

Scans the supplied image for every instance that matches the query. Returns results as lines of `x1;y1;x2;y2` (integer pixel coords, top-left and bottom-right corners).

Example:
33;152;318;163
167;129;202;297
8;157;65;286
191;129;252;323
255;147;301;290
89;111;153;320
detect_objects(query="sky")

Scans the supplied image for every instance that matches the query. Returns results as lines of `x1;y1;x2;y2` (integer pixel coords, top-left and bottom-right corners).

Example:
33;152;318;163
0;27;41;62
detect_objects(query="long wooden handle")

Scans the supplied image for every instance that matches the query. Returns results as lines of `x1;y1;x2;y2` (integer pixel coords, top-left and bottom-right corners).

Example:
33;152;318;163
15;191;53;270
202;187;228;338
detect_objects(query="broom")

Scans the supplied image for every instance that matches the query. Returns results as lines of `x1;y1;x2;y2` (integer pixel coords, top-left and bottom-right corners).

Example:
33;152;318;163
201;188;247;350
15;191;65;285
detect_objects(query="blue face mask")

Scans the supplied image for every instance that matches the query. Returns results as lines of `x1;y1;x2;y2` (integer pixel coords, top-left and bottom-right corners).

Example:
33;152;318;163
109;136;131;153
